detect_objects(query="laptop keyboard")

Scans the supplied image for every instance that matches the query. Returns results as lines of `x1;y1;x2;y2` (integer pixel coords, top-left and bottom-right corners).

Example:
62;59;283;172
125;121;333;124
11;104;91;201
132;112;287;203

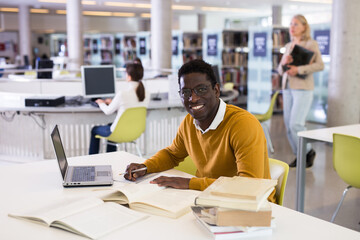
72;167;95;182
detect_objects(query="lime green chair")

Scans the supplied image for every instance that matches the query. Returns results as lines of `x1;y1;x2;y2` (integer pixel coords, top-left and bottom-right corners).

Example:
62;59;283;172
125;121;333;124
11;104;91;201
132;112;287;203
269;158;289;206
174;156;197;176
252;91;280;153
96;107;147;157
331;133;360;222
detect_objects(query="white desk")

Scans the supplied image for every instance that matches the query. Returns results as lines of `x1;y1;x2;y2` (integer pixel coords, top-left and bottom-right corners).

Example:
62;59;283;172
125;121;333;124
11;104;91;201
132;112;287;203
296;124;360;212
1;151;359;240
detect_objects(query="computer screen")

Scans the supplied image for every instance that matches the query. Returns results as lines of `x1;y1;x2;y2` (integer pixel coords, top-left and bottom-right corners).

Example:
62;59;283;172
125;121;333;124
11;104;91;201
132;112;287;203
36;59;54;79
81;65;116;98
212;65;222;88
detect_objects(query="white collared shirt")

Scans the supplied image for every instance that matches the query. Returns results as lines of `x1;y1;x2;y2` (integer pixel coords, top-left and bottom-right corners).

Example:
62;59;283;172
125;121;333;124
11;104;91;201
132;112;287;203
193;98;226;134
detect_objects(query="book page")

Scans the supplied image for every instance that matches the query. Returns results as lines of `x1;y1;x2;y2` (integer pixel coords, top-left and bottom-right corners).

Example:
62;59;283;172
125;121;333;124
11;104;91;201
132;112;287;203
52;202;148;239
130;188;200;218
8;197;103;226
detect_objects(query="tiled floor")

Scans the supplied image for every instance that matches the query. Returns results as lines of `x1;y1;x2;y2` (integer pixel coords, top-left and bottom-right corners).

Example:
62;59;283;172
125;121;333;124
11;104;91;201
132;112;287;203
269;113;360;232
0;113;359;231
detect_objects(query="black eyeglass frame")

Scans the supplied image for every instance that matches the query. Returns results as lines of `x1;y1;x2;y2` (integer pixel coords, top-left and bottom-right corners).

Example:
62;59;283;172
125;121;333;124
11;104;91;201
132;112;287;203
178;84;212;99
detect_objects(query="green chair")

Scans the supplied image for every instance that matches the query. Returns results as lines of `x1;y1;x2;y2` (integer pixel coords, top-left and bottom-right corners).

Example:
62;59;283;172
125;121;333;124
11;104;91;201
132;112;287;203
269;158;289;206
252;91;280;153
96;107;147;158
174;156;197;176
331;133;360;223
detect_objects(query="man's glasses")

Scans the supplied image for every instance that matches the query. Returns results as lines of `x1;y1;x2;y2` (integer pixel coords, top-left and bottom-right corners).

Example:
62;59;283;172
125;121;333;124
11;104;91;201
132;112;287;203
179;84;212;99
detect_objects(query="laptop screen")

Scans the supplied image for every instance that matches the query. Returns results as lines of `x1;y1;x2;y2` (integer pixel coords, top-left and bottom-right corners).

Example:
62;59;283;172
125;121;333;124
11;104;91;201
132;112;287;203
51;125;68;179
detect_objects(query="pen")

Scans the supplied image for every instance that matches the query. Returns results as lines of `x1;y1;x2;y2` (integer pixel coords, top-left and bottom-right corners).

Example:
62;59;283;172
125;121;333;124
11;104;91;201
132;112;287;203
119;167;147;176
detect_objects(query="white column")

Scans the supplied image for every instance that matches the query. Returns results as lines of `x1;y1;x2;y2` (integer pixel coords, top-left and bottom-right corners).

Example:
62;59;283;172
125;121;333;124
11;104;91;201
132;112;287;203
198;14;205;31
151;0;172;72
18;5;31;65
66;0;83;71
327;0;360;126
272;5;282;26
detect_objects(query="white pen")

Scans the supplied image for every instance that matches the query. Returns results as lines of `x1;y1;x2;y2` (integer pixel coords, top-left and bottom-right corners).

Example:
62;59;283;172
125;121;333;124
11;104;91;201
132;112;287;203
119;167;147;176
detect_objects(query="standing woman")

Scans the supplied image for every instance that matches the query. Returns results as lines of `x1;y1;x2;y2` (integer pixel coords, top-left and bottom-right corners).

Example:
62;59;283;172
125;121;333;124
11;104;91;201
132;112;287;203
277;14;324;168
89;63;149;154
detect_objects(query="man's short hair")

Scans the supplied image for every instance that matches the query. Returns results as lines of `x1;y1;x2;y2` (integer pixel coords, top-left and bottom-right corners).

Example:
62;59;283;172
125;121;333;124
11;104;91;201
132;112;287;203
178;59;217;87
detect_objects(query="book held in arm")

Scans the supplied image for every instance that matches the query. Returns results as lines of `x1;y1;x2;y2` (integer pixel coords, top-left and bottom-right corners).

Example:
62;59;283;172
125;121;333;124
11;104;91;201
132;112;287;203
8;197;148;239
194;176;277;212
282;44;315;79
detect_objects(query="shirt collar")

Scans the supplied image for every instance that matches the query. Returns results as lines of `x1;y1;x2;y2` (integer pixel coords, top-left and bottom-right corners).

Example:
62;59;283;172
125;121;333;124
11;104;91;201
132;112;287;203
193;98;226;134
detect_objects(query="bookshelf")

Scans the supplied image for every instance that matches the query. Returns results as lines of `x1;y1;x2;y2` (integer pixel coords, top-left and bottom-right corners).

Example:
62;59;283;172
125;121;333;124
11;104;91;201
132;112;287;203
99;34;114;65
183;32;203;63
83;35;92;65
136;31;151;68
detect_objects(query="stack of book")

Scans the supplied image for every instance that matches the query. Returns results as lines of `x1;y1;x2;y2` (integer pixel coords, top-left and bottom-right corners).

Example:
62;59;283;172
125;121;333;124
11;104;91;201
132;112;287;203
193;176;277;239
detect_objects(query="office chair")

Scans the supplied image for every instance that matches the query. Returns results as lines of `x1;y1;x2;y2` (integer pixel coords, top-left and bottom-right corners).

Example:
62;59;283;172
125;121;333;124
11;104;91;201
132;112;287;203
331;133;360;223
96;107;147;157
252;91;280;153
174;156;197;176
269;158;289;206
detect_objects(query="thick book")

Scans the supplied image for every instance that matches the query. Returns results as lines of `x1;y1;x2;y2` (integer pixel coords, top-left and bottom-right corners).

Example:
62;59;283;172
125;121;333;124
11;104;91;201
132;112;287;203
195;176;276;211
283;44;315;79
99;182;200;219
191;206;273;240
8;197;148;239
201;201;272;227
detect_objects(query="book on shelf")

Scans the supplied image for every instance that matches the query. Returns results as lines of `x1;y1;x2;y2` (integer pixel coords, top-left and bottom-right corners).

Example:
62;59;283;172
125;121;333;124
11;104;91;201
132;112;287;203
191;206;273;240
194;176;277;211
99;178;200;219
200;201;272;227
8;197;148;239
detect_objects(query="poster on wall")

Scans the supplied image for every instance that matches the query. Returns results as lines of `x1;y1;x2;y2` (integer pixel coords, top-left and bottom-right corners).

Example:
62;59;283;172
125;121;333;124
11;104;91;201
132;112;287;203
139;37;146;55
115;38;121;55
314;30;330;55
207;34;218;56
253;32;267;57
92;39;98;54
172;36;178;56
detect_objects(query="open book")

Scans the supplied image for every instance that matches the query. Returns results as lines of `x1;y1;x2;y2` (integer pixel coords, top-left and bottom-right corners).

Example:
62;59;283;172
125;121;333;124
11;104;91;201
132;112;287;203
99;182;200;219
8;197;148;239
195;176;277;211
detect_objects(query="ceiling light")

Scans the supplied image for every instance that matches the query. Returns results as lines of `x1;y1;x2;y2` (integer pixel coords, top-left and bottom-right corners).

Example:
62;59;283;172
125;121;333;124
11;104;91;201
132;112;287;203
56;9;66;14
289;0;332;3
104;2;150;8
0;7;19;12
83;11;112;16
38;0;67;3
30;9;49;14
82;0;96;5
112;12;135;17
201;7;256;13
141;13;151;18
172;5;194;10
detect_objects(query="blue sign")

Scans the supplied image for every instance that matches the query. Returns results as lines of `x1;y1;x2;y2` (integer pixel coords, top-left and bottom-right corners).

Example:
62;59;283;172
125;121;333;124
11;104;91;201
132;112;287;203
314;29;330;55
207;34;218;56
253;32;267;57
139;37;146;55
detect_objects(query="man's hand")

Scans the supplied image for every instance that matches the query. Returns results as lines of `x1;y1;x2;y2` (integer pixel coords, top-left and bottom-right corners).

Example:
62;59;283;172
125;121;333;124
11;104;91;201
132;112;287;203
124;163;147;181
150;176;190;189
286;65;299;76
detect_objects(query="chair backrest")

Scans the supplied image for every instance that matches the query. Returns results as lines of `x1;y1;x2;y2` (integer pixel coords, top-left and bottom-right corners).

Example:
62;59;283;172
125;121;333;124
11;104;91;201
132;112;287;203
174;156;197;176
261;91;280;121
106;107;147;143
269;158;289;205
333;133;360;188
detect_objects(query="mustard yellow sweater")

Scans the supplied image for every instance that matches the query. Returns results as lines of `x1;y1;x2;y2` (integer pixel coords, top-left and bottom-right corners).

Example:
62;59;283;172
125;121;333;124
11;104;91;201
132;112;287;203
144;104;275;203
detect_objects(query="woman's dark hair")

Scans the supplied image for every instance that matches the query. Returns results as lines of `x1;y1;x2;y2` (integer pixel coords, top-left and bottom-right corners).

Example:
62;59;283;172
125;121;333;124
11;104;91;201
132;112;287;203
177;59;217;88
126;63;145;102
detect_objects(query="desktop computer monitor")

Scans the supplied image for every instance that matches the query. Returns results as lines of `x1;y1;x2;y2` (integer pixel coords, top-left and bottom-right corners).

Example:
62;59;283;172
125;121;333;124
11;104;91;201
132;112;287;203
36;59;54;79
212;65;222;88
81;65;116;99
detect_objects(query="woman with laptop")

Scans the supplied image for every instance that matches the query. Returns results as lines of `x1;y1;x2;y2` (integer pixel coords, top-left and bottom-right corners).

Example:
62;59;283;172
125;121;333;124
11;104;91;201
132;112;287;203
89;62;149;154
277;14;324;168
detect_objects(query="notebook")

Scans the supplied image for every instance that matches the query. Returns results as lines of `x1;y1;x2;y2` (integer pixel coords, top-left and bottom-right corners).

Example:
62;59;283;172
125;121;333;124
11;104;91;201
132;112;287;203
50;125;113;187
283;44;315;79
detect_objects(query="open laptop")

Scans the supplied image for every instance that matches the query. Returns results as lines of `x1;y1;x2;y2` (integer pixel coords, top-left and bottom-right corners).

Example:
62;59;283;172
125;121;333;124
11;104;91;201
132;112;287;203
51;125;113;187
